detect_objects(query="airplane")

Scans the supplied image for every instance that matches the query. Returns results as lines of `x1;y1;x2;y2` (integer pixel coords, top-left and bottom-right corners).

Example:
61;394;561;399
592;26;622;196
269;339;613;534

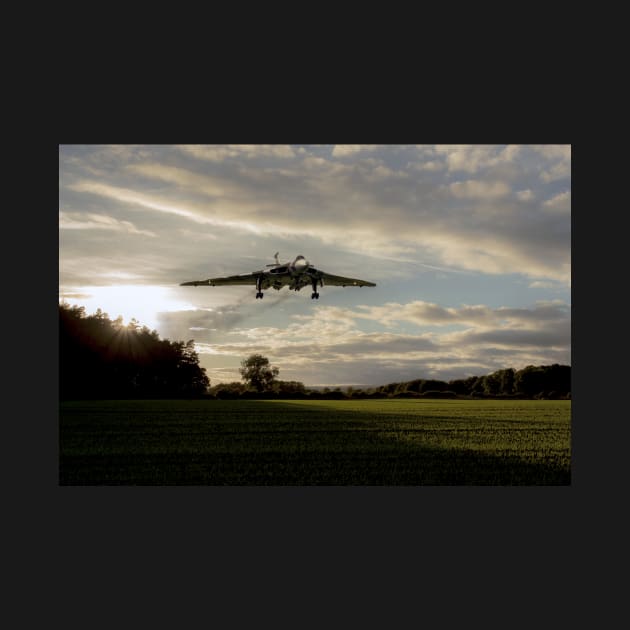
180;253;376;299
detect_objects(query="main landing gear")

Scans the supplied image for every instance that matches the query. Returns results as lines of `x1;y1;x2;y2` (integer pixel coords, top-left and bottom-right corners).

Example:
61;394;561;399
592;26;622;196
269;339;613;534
311;278;320;299
256;292;264;299
256;277;264;299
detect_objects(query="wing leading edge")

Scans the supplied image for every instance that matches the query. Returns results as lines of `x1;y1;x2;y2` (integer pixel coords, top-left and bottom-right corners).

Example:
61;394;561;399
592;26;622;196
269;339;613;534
180;273;260;287
316;271;376;287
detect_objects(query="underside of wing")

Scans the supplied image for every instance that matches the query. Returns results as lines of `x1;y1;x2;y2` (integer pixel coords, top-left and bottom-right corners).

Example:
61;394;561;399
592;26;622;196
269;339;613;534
181;273;261;287
318;271;376;287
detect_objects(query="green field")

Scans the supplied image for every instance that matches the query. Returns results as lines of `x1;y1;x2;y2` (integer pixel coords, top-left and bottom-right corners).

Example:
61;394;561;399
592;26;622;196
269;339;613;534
59;398;571;485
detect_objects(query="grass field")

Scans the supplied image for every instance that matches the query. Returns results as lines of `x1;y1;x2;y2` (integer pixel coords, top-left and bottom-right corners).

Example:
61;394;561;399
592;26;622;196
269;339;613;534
59;398;571;485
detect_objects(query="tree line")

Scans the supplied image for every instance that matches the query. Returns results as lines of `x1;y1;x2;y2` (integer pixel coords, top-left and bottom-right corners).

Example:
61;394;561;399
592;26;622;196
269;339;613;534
349;363;571;400
60;303;570;400
59;303;209;399
212;356;570;400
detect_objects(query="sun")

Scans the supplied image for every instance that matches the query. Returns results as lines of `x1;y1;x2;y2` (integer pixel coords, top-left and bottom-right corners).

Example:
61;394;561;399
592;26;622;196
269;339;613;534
60;285;194;332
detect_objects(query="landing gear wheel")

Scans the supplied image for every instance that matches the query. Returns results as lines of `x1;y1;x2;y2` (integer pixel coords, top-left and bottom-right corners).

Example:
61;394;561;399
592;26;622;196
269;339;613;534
311;292;319;299
256;292;264;299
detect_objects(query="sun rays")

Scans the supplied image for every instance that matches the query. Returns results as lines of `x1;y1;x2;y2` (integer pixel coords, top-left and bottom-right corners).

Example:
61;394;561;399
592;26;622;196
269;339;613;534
59;285;195;332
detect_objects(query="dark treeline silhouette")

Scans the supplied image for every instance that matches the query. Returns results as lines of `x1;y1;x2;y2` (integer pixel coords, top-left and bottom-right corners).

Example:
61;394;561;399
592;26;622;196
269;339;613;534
353;364;571;400
60;303;209;399
209;380;308;399
210;359;570;400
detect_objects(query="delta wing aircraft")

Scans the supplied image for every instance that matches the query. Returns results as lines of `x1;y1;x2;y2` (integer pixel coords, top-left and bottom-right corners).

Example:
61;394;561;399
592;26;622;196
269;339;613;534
181;253;376;299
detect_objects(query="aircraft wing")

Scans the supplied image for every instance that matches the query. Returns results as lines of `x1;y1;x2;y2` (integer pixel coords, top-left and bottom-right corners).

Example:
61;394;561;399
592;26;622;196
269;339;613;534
180;273;261;287
317;271;376;287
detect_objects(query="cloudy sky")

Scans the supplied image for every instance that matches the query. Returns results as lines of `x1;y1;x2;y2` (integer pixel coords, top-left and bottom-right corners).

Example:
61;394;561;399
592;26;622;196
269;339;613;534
59;144;571;387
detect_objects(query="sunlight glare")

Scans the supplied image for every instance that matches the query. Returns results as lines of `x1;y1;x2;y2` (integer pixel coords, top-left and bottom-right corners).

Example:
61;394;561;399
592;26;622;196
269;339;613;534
60;285;195;332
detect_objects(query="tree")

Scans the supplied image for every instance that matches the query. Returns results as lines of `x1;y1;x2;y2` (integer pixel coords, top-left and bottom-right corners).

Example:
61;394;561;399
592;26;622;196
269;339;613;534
239;354;279;393
275;380;306;396
59;303;210;398
495;368;515;396
482;372;501;396
209;382;247;399
514;365;545;397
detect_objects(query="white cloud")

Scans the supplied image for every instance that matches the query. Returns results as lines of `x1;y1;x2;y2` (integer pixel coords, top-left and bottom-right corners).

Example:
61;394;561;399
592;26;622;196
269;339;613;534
434;145;520;173
532;145;571;182
59;212;156;237
516;189;534;201
501;144;521;162
128;163;230;197
331;145;379;157
350;300;569;329
67;180;270;234
409;160;444;172
532;144;571;161
543;190;571;212
449;179;511;199
177;144;296;161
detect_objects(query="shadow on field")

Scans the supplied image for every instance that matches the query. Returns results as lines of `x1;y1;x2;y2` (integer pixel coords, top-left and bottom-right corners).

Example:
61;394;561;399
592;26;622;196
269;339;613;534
59;400;571;486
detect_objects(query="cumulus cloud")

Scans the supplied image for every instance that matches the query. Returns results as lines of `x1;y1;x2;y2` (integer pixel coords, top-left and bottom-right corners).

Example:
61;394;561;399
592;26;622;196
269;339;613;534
434;145;520;173
331;145;379;157
516;189;534;201
543;190;571;212
177;144;296;161
528;145;571;182
449;180;511;199
409;160;444;172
